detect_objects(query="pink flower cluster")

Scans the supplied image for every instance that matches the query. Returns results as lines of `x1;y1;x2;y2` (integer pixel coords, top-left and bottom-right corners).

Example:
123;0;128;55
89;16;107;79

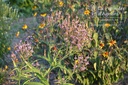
14;39;34;59
74;55;89;71
59;15;93;51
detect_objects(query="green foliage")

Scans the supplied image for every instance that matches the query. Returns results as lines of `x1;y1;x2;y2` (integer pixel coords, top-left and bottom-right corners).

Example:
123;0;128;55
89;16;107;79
0;68;7;84
0;1;18;84
0;0;17;84
4;0;34;17
0;0;18;66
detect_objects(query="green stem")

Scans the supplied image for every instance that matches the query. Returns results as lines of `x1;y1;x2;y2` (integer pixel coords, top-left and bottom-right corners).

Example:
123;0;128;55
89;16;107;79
18;79;20;85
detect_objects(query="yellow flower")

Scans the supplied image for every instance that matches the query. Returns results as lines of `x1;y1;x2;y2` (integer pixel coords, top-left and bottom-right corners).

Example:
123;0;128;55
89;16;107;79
99;42;104;49
70;5;75;11
102;52;109;58
16;31;20;37
40;13;47;17
33;12;37;17
7;47;11;51
22;24;28;30
109;40;116;47
84;10;90;15
104;23;110;28
59;1;64;7
39;23;45;28
75;60;79;64
5;65;8;70
32;5;37;10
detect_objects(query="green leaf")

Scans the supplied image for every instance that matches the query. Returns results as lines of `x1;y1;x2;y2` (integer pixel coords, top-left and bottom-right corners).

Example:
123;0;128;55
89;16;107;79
93;33;98;47
94;51;98;57
63;83;74;85
24;82;45;85
98;70;102;78
88;70;96;79
35;73;49;85
21;59;42;75
120;14;123;20
76;74;82;83
94;62;97;70
105;33;111;40
84;78;89;85
94;16;99;27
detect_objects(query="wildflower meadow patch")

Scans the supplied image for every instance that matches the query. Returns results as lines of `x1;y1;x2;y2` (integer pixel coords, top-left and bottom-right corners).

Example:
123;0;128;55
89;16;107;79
0;0;128;85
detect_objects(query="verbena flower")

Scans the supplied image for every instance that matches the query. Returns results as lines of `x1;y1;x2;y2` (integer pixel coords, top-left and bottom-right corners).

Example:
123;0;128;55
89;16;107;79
74;55;89;71
11;52;18;63
22;24;28;30
47;11;63;26
59;14;93;51
14;40;34;60
109;40;116;47
84;10;90;15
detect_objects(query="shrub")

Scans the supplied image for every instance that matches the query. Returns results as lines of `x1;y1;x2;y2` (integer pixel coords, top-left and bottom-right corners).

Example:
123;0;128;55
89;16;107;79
0;0;17;84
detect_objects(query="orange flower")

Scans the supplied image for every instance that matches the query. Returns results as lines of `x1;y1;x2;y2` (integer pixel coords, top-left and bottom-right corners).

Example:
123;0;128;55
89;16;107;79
99;42;104;49
84;10;90;15
33;12;37;17
22;24;28;30
7;47;11;51
39;23;45;28
59;1;64;7
109;40;116;47
32;5;37;10
16;31;20;37
39;30;43;34
104;23;110;28
52;46;57;51
102;52;109;58
40;13;47;17
35;39;39;42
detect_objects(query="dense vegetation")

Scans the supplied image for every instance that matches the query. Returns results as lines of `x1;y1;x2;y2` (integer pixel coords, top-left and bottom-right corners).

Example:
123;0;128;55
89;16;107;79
0;0;128;85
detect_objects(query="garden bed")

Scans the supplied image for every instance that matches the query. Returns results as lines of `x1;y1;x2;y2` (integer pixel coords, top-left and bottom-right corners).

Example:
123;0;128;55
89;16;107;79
0;0;128;85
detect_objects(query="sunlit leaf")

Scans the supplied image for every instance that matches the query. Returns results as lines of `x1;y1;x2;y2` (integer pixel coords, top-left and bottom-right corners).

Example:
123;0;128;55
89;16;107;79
94;62;97;70
93;33;98;47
